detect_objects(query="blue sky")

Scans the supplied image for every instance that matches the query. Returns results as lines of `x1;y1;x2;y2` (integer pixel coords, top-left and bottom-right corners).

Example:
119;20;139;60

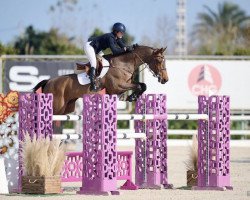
0;0;250;46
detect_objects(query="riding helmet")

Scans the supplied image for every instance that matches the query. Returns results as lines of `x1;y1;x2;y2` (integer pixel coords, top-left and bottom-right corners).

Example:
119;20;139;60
112;22;126;33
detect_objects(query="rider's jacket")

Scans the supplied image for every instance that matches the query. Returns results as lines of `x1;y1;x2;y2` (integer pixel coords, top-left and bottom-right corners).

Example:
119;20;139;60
88;32;126;55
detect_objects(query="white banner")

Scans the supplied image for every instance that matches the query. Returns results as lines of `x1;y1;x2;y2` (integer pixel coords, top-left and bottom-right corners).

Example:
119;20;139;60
142;60;250;111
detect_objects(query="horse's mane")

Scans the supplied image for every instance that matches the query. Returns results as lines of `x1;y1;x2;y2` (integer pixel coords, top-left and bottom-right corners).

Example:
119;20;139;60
103;45;154;60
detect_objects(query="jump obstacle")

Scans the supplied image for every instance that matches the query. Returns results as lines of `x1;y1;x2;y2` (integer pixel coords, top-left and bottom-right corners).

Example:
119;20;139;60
18;93;232;195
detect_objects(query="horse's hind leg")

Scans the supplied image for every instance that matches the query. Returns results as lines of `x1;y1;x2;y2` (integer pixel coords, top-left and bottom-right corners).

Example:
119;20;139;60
52;94;66;114
63;99;77;114
43;81;66;114
45;94;66;114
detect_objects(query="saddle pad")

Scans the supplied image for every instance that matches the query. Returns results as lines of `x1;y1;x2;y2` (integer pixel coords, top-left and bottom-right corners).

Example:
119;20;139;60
77;66;109;85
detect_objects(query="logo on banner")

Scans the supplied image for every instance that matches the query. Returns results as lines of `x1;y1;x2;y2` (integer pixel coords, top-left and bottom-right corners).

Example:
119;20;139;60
188;64;222;96
9;66;50;92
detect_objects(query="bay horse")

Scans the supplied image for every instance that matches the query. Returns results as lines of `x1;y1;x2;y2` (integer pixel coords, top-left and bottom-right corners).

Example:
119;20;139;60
32;45;169;115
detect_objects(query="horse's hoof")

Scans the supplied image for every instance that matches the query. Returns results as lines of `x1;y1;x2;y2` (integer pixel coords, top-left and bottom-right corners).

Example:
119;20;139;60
126;95;137;102
126;96;132;102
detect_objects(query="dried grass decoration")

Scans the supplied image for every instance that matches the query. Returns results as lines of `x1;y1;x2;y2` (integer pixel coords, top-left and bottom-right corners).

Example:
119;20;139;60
21;133;66;194
185;134;198;187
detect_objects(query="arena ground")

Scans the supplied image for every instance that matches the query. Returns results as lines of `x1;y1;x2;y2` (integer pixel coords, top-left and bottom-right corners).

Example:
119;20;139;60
1;145;249;200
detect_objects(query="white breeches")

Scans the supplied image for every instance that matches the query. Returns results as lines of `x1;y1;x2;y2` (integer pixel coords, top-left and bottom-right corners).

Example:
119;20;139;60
84;41;108;69
83;41;97;68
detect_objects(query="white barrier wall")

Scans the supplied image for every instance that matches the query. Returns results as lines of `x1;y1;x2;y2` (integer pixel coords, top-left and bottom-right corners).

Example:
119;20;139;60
2;56;250;112
142;60;250;112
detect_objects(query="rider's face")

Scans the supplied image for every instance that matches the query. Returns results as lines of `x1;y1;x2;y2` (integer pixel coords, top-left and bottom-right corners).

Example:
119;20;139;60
117;31;124;39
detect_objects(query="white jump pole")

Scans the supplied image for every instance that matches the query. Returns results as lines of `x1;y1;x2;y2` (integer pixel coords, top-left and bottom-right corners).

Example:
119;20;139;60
53;114;168;121
53;134;82;140
53;132;146;140
53;115;82;121
168;114;208;120
53;114;250;122
53;113;209;121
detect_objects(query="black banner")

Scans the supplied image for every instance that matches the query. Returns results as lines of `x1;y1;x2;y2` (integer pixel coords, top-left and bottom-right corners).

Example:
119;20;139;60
4;61;76;93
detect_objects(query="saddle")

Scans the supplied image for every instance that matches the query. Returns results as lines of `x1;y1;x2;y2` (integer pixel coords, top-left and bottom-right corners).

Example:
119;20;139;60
75;56;104;77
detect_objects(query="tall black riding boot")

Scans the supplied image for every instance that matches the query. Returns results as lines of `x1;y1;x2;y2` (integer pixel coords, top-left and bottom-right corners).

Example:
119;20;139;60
89;67;97;91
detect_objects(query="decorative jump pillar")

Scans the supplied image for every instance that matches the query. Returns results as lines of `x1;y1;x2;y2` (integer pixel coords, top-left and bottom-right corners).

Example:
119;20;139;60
78;94;119;195
18;93;53;191
19;93;53;140
194;95;233;190
135;94;172;189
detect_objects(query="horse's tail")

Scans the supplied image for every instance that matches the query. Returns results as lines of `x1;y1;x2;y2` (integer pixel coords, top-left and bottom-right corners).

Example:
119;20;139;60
32;79;49;93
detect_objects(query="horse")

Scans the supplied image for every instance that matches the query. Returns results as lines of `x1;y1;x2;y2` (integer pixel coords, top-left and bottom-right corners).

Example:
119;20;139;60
32;45;169;115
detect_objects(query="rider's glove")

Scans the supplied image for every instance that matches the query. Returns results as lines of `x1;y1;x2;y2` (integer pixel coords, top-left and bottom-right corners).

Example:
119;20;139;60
126;46;134;52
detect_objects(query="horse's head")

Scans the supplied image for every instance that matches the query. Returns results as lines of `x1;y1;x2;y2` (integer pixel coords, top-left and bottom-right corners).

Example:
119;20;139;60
147;47;168;84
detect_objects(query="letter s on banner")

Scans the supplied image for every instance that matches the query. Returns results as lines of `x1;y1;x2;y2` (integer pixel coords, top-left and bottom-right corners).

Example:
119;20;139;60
9;66;49;92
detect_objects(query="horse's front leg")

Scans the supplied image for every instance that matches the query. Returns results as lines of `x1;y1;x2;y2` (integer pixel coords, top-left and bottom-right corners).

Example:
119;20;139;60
125;82;147;102
112;82;144;101
136;82;147;96
118;83;147;102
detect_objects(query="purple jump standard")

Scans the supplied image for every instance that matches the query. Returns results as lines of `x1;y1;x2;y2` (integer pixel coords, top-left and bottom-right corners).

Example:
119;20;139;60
18;93;53;192
77;94;119;195
193;95;233;191
135;94;173;189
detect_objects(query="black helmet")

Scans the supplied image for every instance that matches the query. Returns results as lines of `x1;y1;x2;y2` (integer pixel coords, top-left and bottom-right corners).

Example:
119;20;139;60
112;22;126;33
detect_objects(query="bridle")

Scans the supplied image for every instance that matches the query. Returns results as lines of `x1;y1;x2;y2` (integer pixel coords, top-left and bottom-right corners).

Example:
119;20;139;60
133;52;166;79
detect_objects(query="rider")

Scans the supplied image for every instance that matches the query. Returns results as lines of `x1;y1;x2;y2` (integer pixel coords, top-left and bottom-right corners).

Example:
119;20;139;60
84;22;133;91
